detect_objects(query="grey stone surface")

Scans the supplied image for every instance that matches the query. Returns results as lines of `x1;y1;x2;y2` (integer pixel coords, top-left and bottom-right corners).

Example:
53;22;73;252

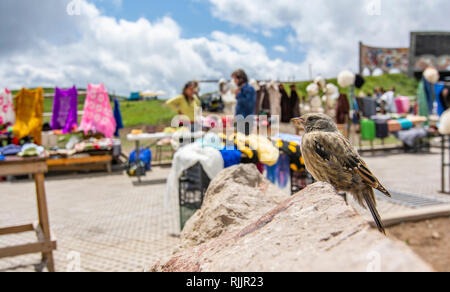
154;183;433;272
179;164;288;250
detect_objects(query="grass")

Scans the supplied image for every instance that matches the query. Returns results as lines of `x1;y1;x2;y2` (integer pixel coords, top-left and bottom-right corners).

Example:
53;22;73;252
284;73;419;98
119;100;175;128
9;74;419;129
10;88;176;128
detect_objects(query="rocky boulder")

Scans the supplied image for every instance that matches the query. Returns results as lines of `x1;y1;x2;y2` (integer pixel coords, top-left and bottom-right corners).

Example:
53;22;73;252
179;164;288;250
154;180;432;272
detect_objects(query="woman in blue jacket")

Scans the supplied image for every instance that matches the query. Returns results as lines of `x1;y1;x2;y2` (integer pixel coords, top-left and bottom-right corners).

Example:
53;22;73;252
232;69;256;118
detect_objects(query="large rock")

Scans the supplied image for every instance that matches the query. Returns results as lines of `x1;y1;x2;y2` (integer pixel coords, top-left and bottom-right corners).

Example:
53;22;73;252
179;164;288;250
154;181;432;272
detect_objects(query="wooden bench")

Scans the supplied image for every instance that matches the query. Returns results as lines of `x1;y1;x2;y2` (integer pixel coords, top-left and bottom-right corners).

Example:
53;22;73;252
46;155;112;173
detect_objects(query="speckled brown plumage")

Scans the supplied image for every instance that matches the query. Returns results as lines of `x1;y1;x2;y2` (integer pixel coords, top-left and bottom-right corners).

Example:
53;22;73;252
293;113;391;234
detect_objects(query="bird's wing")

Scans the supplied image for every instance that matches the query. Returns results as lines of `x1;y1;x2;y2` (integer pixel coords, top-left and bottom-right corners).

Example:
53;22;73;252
311;132;392;198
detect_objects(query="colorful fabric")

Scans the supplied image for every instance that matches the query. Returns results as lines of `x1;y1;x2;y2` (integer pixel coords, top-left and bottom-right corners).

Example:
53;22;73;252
80;83;116;138
13;88;44;145
373;118;389;139
273;138;305;172
220;147;241;168
417;80;429;124
195;133;224;150
51;86;78;133
398;118;413;130
0;88;15;125
113;99;123;137
387;120;402;133
434;83;446;116
218;132;279;166
360;119;376;141
395;97;411;114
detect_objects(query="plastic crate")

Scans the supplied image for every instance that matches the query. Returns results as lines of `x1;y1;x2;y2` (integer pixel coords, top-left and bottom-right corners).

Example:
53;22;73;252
179;162;211;230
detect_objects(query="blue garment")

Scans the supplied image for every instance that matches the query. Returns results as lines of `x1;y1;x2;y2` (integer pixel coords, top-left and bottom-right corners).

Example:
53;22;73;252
220;147;241;168
424;78;445;115
235;83;256;118
277;154;290;188
114;99;123;137
397;119;413;130
129;148;152;171
0;144;22;156
434;83;445;116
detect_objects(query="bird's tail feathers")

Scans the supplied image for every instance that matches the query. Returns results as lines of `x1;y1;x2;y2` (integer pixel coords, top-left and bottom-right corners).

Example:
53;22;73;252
363;190;386;235
377;184;392;198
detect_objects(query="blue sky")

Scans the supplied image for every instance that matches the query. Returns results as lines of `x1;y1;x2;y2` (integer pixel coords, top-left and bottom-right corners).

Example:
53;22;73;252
1;0;450;95
90;0;305;63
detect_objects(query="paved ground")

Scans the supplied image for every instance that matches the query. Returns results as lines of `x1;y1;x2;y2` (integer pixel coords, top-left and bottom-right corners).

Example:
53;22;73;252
0;149;449;272
0;167;179;272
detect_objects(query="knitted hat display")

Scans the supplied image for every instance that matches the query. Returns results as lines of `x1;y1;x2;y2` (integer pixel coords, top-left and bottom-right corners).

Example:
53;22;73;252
337;70;355;88
306;83;319;97
423;67;440;84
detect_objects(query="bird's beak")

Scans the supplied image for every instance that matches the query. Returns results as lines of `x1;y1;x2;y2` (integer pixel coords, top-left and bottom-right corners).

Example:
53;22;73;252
291;118;305;130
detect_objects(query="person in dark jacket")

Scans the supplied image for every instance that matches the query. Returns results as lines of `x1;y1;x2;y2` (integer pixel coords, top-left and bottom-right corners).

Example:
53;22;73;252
232;69;256;118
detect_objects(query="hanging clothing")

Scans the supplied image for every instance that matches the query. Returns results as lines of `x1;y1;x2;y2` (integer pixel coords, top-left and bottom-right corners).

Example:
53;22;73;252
13;88;44;145
290;89;300;119
361;97;377;118
423;78;444;115
395;97;410;114
336;94;350;124
280;85;291;123
434;83;446;116
51;86;78;134
381;91;397;113
235;83;256;118
267;82;281;118
260;86;271;114
255;88;262;115
80;83;116;138
417;79;429;123
113;99;123;137
374;119;389;139
0;88;15;125
439;86;450;113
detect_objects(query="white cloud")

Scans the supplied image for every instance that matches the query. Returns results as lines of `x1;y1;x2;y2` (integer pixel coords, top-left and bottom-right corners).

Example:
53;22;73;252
208;0;450;77
273;45;287;53
0;0;308;96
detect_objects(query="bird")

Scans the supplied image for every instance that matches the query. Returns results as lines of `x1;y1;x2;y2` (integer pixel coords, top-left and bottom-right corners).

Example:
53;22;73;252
292;113;391;234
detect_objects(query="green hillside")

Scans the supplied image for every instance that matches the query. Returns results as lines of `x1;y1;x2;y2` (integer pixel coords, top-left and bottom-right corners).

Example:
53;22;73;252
8;74;419;128
285;73;419;98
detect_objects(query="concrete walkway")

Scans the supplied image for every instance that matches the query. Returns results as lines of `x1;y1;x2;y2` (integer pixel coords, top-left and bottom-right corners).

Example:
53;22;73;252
0;150;448;271
0;167;179;272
